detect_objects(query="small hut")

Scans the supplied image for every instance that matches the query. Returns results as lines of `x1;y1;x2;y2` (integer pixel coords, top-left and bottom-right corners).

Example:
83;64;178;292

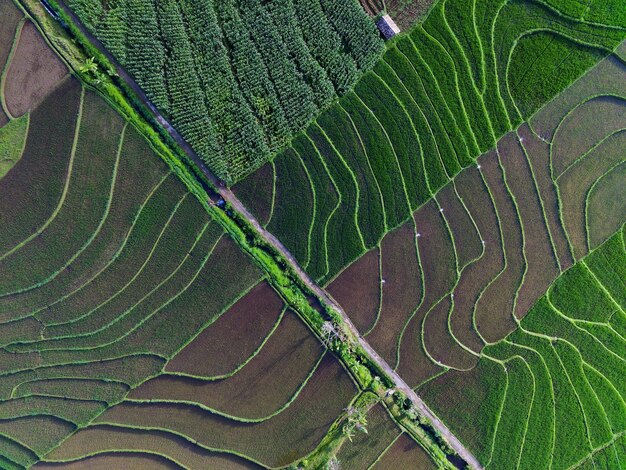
376;14;401;40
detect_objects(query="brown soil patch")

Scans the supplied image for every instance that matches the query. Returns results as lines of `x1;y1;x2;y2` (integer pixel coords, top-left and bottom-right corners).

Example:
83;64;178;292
449;162;502;352
499;132;560;319
4;21;67;117
0;0;22;75
327;248;380;334
97;356;357;468
374;433;437;469
36;452;180;469
166;281;284;377
400;201;464;374
396;309;445;388
436;182;482;269
386;0;435;30
475;145;524;341
552;96;626;177
0;77;80;256
366;221;422;366
423;295;478;370
396;200;460;386
132;312;324;420
408;200;457;336
519;123;573;270
44;425;259;469
337;404;400;467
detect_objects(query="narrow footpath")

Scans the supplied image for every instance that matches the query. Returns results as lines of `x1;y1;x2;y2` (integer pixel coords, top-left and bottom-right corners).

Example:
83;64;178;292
46;3;483;468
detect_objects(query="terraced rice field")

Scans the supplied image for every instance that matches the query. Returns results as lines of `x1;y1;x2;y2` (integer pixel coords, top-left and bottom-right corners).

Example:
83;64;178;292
0;2;362;466
235;13;626;393
327;40;626;388
419;226;626;469
39;306;358;468
235;0;626;285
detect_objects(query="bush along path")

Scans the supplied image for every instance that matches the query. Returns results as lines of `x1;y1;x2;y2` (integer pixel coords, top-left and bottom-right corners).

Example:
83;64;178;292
17;0;477;468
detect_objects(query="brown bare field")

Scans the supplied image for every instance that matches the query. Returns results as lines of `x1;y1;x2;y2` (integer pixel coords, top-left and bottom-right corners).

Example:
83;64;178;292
336;404;400;467
0;125;171;320
0;78;80;256
413;199;457;311
530;57;626;141
96;356;357;468
586;161;626;249
366;221;422;365
131;312;324;420
498;132;561;319
449;163;500;353
0;0;22;84
232;162;274;226
166;281;284;377
44;425;260;469
373;433;437;469
552;96;626;177
422;295;478;370
396;308;447;388
386;0;435;30
474;147;523;342
4;21;67;117
327;248;381;334
36;452;180;469
558;131;626;258
436;182;482;269
518;123;573;270
397;200;463;384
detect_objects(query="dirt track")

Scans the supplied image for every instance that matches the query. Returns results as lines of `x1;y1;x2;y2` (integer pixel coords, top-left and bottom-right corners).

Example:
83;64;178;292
41;2;484;468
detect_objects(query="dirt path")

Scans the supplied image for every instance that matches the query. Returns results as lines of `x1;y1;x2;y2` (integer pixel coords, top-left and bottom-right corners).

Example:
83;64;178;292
44;3;483;468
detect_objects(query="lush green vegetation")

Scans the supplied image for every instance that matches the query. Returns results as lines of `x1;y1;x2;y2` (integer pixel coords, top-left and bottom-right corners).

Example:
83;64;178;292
419;225;626;469
4;0;626;466
0;113;28;179
236;0;626;285
65;0;384;183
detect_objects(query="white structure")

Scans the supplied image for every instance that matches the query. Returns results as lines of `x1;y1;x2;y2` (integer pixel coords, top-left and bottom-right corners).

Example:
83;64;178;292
376;14;401;40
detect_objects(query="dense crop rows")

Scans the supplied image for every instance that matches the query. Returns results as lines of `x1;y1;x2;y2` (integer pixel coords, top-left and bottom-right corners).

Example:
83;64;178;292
66;0;384;183
420;226;626;469
235;0;626;285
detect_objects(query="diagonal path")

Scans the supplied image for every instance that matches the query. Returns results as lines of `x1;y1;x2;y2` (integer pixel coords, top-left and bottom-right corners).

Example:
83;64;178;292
33;1;484;468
